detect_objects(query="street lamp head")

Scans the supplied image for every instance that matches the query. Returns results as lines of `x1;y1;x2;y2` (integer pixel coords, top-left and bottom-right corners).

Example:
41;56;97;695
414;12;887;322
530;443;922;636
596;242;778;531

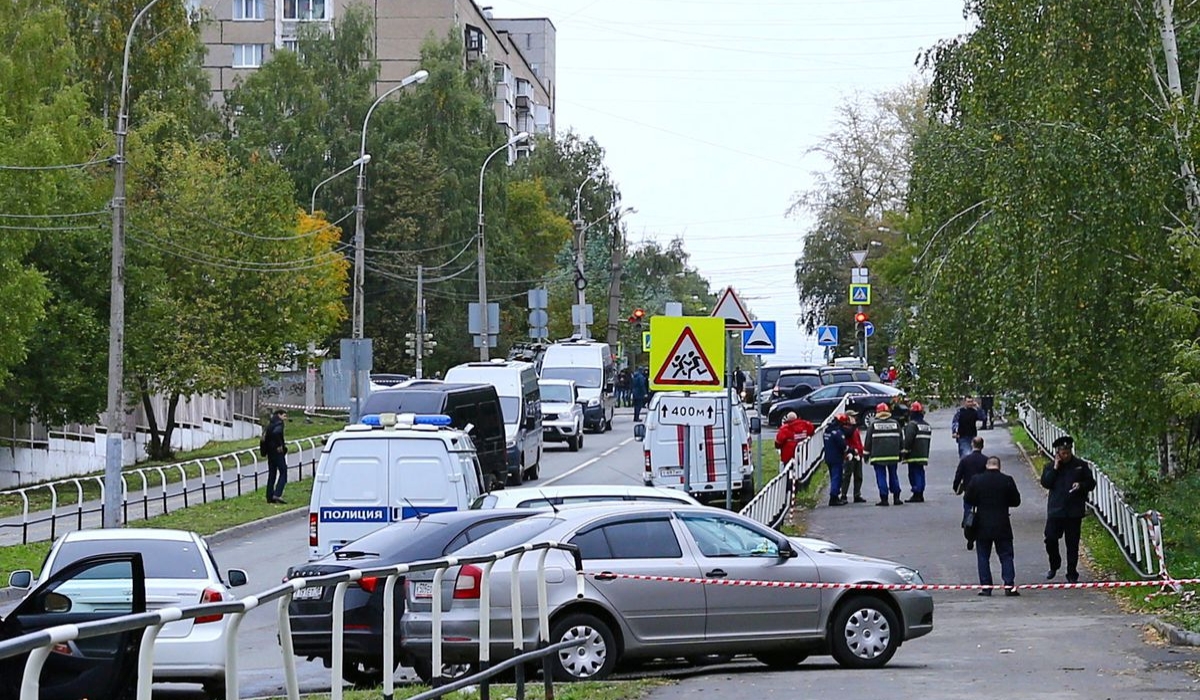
508;131;531;146
353;154;372;167
403;69;430;87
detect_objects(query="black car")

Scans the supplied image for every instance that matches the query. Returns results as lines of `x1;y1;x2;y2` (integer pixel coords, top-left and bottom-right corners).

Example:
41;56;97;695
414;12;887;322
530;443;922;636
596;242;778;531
768;381;904;427
284;509;536;686
0;553;147;700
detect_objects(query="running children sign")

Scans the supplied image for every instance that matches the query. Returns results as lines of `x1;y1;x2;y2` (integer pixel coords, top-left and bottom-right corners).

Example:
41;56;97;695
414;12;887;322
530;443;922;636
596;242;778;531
649;316;726;392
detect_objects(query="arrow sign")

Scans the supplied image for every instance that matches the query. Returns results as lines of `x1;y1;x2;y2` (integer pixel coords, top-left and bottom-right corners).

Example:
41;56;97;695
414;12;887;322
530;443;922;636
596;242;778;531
657;396;718;426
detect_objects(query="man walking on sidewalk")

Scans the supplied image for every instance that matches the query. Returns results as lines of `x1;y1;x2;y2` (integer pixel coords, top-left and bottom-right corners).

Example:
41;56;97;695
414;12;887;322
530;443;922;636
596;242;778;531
264;409;289;504
1041;435;1096;583
965;455;1022;596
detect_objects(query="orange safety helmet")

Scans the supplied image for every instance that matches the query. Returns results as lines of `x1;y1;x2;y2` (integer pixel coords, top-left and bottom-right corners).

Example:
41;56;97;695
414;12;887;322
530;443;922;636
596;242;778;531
910;400;923;413
875;402;890;413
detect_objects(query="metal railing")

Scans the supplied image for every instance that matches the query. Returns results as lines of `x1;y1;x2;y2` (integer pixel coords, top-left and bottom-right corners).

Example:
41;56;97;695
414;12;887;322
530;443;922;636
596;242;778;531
0;541;582;700
0;436;328;545
740;396;852;528
1018;403;1165;578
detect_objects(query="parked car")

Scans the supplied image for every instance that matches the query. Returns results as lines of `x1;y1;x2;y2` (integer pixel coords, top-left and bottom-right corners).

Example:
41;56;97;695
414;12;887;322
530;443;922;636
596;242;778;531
768;381;904;427
756;363;821;412
6;529;247;698
1;552;148;700
401;504;933;681
284;509;538;686
470;484;701;510
818;366;881;385
767;369;823;409
538;378;585;451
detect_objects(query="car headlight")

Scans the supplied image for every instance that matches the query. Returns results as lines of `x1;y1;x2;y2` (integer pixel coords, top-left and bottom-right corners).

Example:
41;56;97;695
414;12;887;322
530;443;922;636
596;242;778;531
587;398;600;407
894;566;923;585
506;440;516;449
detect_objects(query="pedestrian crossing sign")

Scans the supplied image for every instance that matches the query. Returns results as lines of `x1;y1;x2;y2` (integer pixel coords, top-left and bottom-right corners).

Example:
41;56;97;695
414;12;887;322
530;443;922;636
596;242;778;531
642;331;651;352
849;283;871;305
649;316;725;392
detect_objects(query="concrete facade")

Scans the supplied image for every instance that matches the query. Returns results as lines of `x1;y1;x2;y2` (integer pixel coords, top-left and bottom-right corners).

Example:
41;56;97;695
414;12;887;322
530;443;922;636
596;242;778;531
196;0;555;138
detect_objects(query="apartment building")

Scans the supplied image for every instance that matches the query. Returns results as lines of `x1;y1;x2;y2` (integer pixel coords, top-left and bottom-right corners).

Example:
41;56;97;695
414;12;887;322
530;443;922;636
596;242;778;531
197;0;555;141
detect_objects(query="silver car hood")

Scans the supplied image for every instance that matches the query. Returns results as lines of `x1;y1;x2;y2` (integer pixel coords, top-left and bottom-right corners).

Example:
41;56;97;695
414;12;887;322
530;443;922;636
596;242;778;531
542;401;577;414
789;536;842;553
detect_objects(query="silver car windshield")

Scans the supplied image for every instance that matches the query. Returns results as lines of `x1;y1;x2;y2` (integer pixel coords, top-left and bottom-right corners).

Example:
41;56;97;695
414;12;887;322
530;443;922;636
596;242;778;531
541;384;574;403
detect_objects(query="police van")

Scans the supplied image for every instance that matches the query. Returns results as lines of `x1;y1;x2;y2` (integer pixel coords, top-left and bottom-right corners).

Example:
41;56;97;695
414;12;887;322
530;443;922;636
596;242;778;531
307;413;483;560
634;389;754;503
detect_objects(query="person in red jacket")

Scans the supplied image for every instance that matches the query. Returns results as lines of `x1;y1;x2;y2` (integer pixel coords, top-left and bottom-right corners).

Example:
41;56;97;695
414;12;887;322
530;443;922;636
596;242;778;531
774;411;815;464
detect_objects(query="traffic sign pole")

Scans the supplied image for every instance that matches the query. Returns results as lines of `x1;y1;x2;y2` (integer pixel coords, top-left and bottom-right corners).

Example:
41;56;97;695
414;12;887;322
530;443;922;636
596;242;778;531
755;354;763;489
725;331;734;511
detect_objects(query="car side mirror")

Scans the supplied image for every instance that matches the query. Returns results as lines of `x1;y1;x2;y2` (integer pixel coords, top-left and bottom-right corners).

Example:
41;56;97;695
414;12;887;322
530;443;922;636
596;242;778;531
228;569;248;587
633;423;646;441
42;591;72;614
778;540;798;559
749;416;762;435
8;570;33;589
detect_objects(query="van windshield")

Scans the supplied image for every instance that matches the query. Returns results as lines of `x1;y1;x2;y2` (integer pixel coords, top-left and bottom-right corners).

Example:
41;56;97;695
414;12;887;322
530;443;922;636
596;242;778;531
540;384;574;403
499;397;521;425
542;367;602;388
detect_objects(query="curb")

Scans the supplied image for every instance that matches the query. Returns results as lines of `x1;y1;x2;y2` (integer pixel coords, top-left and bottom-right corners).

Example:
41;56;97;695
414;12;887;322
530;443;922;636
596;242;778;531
205;506;308;546
1015;433;1200;648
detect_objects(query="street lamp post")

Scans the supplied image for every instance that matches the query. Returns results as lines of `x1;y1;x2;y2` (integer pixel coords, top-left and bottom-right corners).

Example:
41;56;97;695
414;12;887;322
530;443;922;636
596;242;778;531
345;69;427;423
104;0;167;528
310;155;371;214
572;173;599;338
476;132;530;360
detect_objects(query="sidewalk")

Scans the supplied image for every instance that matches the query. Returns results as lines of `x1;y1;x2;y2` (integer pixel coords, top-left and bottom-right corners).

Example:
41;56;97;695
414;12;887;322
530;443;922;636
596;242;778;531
646;407;1200;698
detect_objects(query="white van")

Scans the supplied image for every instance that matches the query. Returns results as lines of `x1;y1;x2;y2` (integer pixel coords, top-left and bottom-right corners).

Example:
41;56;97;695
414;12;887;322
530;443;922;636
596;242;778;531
444;359;543;485
635;389;753;503
539;340;617;432
307;413;484;560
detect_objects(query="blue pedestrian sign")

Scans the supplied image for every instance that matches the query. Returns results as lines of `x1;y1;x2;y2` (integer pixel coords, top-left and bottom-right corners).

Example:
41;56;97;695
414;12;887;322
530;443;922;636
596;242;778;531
862;321;875;338
741;321;776;355
816;325;839;347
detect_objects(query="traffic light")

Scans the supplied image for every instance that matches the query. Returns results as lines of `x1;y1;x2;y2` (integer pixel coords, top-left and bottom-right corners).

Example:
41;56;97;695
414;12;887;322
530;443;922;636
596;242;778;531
854;311;869;324
628;307;646;328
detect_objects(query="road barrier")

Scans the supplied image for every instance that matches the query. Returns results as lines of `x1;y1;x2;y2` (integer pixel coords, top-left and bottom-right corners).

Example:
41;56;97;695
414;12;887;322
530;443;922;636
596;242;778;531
0;435;327;545
0;541;582;700
1018;404;1168;580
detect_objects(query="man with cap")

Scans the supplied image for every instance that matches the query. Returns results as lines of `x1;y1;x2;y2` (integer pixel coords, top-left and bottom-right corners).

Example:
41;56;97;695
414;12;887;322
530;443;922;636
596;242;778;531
821;414;850;507
839;410;867;503
1041;435;1096;582
863;402;904;506
900;401;932;502
775;411;815;466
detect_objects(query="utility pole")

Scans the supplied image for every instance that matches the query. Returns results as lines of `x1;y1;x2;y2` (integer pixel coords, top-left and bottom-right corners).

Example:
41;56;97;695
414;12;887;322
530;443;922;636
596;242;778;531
605;220;626;350
415;265;425;379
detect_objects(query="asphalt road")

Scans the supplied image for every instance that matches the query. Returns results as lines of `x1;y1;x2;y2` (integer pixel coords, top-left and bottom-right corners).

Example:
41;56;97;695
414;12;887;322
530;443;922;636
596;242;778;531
167;411;646;698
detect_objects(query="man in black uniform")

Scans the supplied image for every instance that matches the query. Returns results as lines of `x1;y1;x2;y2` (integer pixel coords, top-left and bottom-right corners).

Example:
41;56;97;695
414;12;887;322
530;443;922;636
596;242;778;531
1041;435;1096;583
863;402;903;506
900;401;932;502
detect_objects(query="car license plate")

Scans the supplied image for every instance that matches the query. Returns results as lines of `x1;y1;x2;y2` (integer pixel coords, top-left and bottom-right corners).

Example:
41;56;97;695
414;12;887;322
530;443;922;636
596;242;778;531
413;581;434;599
294;586;323;600
659;468;684;477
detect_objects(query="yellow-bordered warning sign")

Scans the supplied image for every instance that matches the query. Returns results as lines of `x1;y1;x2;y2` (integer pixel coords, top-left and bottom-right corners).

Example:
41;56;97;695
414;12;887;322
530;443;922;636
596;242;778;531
649;316;726;392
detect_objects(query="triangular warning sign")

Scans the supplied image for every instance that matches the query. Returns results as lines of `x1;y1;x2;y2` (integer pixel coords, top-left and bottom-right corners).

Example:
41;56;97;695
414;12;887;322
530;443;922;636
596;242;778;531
710;286;753;330
653;327;721;387
745;323;773;348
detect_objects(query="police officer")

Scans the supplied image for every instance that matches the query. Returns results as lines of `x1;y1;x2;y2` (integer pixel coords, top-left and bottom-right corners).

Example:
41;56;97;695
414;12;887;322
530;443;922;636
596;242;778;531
863;402;904;506
900;401;932;502
822;414;849;507
1041;434;1096;583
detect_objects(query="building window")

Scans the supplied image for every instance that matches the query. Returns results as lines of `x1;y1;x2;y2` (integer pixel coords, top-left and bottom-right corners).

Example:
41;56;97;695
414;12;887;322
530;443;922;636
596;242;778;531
283;0;327;21
233;44;264;68
232;0;264;20
282;39;299;53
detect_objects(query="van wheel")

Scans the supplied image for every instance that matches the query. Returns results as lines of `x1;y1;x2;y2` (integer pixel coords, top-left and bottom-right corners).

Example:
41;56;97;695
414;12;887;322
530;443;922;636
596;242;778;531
569;433;581;452
604;417;613;431
509;465;525;486
527;461;540;480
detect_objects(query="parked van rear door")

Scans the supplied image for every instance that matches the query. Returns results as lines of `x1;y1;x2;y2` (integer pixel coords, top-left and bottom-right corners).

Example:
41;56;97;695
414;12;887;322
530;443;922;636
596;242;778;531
390;436;460;519
314;437;390;556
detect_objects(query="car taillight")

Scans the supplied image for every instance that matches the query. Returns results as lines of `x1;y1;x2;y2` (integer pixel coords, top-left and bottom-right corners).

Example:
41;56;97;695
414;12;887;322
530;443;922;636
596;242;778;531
355;576;379;593
195;588;225;624
742;443;750;465
454;564;483;600
643;450;651;473
309;513;318;547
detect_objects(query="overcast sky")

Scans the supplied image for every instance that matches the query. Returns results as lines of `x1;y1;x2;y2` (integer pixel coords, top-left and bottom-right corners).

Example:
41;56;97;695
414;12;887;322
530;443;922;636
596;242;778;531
496;0;972;364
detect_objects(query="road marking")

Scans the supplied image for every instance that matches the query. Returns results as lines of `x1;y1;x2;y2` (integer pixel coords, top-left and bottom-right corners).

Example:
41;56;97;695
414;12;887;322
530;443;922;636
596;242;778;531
543;438;636;486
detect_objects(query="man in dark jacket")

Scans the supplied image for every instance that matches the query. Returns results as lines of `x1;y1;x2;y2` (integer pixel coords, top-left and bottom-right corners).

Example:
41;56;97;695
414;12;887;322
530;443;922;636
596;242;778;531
965;456;1022;596
863;403;903;506
1041;435;1096;583
953;437;988;548
951;396;982;458
631;368;649;422
821;416;848;507
900;401;932;502
264;409;289;504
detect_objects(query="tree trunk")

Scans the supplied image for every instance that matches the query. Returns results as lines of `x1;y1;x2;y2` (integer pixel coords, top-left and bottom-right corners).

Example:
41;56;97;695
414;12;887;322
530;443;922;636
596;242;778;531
1155;0;1200;216
139;380;161;459
160;393;179;460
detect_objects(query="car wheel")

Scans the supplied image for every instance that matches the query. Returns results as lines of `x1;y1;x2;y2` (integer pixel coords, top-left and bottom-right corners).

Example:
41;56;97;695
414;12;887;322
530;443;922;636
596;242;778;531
569;432;581;452
342;659;384;689
509;463;525;486
768;412;782;428
550;612;618;681
412;658;475;684
527;460;540;481
829;595;900;669
754;650;809;669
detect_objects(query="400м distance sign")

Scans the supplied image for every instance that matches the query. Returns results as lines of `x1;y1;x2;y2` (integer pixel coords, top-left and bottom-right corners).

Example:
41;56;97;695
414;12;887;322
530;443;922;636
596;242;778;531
657;396;718;426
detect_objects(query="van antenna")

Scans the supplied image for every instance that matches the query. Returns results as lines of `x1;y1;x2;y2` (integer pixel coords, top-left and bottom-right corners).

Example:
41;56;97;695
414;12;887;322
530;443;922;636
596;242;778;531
536;489;559;514
403;497;429;523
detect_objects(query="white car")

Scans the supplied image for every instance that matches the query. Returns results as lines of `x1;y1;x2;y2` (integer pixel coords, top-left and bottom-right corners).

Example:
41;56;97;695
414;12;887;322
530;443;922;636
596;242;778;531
470;483;701;509
538;378;584;451
7;528;247;697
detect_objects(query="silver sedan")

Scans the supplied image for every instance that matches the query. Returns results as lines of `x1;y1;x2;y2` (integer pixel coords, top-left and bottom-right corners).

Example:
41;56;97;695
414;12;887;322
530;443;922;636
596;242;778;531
401;504;932;681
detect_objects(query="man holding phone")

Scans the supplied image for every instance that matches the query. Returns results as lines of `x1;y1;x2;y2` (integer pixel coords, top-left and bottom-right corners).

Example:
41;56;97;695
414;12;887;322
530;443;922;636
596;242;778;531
1041;435;1096;583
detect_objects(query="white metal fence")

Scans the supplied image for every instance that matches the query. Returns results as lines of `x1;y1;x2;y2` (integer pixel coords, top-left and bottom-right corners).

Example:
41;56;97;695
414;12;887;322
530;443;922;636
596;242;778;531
0;542;582;700
1018;403;1167;579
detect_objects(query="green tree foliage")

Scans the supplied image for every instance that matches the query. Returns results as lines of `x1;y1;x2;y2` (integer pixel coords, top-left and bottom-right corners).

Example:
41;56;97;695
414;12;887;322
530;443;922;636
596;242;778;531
911;0;1195;465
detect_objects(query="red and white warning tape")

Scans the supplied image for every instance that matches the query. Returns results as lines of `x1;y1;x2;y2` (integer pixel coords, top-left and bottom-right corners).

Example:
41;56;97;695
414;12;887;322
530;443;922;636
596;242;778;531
584;571;1200;592
263;402;350;412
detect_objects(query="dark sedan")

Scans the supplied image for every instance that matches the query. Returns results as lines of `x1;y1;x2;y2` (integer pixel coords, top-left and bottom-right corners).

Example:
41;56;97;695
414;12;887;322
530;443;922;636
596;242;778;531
284;509;536;687
768;381;904;427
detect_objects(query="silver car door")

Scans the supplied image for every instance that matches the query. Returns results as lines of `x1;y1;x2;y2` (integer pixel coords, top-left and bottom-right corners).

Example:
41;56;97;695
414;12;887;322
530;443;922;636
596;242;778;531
678;512;822;641
573;515;706;647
